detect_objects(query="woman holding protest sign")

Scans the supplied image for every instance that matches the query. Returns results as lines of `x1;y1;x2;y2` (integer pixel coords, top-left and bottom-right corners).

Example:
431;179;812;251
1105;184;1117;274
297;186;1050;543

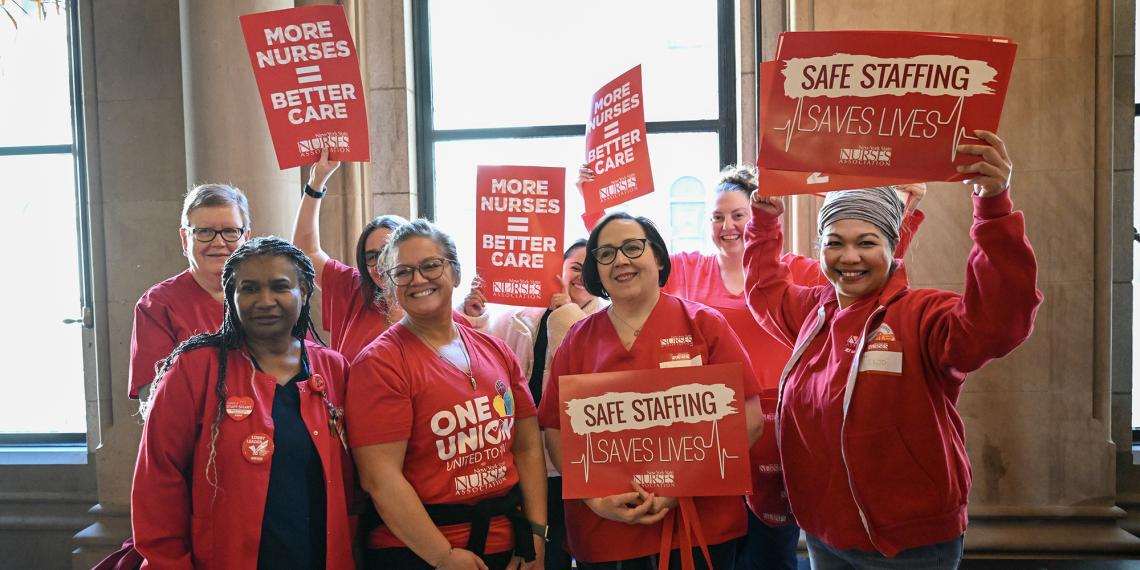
744;131;1041;568
460;238;605;570
537;212;765;569
129;184;252;401
131;237;355;569
291;149;408;363
574;166;924;569
347;219;547;570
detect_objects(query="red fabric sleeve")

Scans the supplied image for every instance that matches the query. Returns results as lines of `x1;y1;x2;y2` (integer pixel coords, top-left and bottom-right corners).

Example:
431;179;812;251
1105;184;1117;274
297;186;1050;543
320;259;361;334
743;207;827;347
894;209;925;258
929;191;1043;376
128;300;178;399
132;356;203;570
345;346;414;447
494;338;537;419
700;309;764;398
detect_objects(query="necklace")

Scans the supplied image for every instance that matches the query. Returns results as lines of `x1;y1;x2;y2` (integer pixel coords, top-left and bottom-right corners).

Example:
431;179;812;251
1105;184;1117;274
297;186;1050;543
409;322;477;390
608;306;642;337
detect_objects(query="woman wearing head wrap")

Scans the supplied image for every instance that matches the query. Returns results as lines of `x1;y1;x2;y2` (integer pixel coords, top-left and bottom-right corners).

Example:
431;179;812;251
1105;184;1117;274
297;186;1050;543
743;131;1042;568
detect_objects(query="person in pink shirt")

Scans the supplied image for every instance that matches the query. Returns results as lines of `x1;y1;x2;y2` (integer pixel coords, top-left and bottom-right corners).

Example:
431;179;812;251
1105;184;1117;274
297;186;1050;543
744;131;1042;568
129;183;251;400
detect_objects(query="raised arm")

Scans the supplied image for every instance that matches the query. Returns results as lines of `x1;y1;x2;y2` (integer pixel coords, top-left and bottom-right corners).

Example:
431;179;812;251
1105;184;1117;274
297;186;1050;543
291;148;340;288
932;131;1043;374
743;194;826;346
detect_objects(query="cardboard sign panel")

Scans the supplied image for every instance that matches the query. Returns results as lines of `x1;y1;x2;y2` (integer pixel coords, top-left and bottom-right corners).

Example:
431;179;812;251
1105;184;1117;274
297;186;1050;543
757;31;1016;194
475;165;566;308
240;5;370;170
581;65;654;213
558;363;752;499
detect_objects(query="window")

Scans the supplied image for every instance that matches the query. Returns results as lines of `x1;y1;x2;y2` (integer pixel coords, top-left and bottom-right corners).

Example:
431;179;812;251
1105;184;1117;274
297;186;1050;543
0;2;89;442
414;0;738;278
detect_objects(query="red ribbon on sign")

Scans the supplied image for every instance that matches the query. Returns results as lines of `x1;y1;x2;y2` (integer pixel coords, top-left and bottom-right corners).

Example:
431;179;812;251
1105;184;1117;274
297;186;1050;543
656;497;712;570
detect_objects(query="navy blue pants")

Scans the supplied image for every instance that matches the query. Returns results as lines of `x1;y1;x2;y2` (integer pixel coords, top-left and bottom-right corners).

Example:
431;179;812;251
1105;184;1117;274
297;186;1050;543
735;506;800;570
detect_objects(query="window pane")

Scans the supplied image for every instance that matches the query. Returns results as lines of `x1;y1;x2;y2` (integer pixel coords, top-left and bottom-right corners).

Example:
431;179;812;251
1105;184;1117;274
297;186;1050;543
428;0;720;129
0;8;74;147
0;154;85;433
432;131;722;292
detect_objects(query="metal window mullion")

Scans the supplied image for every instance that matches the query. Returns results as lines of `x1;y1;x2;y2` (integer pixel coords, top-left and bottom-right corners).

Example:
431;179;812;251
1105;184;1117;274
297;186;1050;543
0;144;73;156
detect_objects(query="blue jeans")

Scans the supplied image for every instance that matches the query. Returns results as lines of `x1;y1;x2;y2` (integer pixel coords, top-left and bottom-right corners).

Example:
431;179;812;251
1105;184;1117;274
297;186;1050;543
805;533;963;569
735;506;800;570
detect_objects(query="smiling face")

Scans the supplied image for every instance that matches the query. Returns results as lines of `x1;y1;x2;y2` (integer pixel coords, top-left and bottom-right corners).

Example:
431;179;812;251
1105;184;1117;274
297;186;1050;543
364;227;393;288
180;205;248;281
710;190;750;256
561;245;593;306
233;255;305;342
389;236;457;320
596;219;662;305
819;219;894;308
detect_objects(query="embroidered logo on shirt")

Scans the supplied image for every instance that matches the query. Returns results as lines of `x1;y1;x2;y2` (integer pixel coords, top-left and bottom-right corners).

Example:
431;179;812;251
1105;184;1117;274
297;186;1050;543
858;324;903;375
659;335;694;348
845;335;860;353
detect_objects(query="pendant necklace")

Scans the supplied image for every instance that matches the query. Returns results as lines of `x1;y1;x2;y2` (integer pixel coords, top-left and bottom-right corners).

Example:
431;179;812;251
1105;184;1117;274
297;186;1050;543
608;306;643;337
413;322;477;390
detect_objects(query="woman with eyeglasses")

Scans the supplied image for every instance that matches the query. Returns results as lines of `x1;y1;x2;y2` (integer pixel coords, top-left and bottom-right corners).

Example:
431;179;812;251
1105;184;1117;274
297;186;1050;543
348;219;546;570
128;183;251;400
132;237;355;569
293;150;473;363
536;212;764;569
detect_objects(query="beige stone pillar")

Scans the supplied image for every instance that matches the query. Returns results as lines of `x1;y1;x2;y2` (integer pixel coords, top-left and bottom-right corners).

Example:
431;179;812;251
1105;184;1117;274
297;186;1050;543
181;0;299;239
784;0;1140;556
365;0;419;220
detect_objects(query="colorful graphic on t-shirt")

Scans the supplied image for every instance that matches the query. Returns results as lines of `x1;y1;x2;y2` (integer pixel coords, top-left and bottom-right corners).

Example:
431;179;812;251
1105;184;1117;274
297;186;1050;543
493;379;515;418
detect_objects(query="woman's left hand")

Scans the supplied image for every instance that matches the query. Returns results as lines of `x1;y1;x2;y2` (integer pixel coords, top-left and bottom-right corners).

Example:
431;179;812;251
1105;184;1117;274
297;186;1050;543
956;130;1012;198
632;480;677;514
894;183;927;215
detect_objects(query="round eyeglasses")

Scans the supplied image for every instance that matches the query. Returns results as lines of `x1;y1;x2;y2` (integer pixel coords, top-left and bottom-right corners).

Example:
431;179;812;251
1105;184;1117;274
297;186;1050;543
591;238;649;265
386;257;451;286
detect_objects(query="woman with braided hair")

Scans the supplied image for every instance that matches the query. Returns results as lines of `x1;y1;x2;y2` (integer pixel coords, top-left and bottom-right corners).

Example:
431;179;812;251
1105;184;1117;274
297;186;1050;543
131;236;355;569
744;131;1042;568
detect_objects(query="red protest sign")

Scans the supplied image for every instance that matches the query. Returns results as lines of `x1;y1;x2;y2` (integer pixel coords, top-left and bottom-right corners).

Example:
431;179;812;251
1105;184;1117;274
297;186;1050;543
757;31;1016;195
475;166;566;308
240;6;370;170
581;65;654;213
558;363;752;499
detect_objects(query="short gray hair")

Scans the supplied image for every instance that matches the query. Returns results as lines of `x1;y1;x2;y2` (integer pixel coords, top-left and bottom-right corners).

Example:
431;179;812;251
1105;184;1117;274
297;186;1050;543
181;184;251;228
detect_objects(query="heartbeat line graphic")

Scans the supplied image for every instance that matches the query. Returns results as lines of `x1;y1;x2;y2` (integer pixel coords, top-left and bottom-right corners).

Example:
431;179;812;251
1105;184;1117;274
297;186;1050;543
772;95;979;161
571;421;739;483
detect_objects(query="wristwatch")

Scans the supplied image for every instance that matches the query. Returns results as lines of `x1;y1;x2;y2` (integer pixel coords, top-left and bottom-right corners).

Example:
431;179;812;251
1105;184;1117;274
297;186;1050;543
304;184;326;199
529;520;549;542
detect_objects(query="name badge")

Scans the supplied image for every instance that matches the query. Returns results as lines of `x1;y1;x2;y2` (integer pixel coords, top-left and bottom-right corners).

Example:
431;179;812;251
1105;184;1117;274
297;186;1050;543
859;350;902;375
659;354;703;368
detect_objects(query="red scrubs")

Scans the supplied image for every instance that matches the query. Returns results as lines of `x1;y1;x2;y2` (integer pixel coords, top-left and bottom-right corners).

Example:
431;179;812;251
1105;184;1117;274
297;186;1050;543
131;340;355;569
346;323;537;553
128;270;222;399
536;293;763;563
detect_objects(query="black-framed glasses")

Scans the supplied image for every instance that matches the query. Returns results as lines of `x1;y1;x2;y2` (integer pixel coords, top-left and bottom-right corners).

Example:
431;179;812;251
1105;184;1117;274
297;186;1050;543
386;257;451;286
363;251;382;268
186;226;246;243
591;238;650;265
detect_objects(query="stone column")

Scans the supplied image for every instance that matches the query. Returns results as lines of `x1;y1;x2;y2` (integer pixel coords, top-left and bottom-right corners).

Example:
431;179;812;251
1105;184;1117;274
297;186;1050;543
181;0;299;239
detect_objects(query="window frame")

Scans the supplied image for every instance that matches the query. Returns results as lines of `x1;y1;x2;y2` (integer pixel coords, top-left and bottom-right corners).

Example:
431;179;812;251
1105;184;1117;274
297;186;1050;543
412;0;739;219
0;2;91;445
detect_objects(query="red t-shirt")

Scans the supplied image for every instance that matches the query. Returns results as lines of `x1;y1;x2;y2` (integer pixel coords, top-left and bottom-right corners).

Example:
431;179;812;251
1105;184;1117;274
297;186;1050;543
536;293;761;563
321;259;390;364
129;270;223;399
347;323;538;553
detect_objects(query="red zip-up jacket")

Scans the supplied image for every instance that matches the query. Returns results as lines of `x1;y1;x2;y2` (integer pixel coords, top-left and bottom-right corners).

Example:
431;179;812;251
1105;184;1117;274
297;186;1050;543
743;191;1042;556
132;340;355;569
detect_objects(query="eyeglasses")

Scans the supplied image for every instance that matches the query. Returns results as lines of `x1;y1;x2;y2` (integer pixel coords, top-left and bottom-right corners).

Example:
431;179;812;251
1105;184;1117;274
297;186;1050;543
186;226;246;243
591;238;649;265
386;257;452;286
363;251;382;268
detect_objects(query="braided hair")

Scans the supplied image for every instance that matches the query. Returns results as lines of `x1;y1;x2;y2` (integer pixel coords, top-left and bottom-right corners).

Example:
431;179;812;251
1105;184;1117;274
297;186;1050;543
141;236;323;490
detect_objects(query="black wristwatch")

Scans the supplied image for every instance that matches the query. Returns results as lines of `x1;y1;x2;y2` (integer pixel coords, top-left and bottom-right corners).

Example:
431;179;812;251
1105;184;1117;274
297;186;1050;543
529;520;549;542
304;184;326;199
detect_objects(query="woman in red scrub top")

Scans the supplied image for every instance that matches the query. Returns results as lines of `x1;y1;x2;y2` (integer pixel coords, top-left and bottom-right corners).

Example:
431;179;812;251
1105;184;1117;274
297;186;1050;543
348;219;547;570
292;149;409;363
537;212;765;569
132;237;355;569
745;131;1041;569
129;183;251;400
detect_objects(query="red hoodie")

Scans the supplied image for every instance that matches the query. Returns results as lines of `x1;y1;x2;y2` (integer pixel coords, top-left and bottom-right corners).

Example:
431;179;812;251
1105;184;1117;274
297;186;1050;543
743;191;1042;557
